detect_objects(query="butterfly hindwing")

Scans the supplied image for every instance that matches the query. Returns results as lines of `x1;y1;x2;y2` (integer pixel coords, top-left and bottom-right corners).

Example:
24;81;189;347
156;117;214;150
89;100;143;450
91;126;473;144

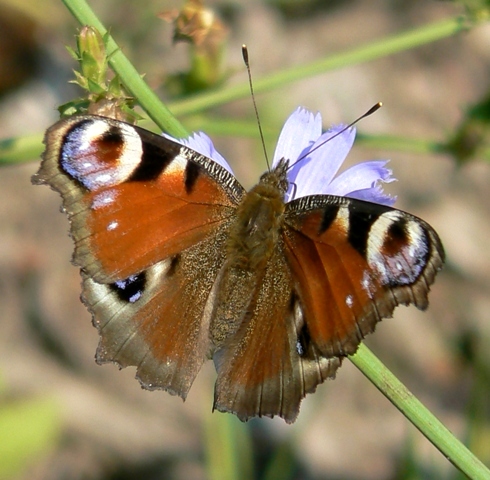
84;230;231;399
212;242;341;423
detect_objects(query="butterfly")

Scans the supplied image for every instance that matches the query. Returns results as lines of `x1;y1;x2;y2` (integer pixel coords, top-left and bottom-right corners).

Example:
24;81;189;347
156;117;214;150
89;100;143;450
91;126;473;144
32;110;444;423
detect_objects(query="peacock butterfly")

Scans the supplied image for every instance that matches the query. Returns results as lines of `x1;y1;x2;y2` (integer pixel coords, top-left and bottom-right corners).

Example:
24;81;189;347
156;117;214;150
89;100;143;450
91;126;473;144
32;110;444;423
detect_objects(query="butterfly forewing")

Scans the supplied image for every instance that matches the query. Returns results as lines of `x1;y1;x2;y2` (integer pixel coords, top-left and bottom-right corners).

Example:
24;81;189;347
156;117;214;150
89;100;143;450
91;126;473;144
34;115;245;282
283;195;444;358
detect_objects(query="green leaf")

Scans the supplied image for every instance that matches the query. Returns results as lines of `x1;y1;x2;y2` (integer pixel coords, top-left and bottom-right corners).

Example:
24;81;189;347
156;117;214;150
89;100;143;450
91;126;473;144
0;397;61;479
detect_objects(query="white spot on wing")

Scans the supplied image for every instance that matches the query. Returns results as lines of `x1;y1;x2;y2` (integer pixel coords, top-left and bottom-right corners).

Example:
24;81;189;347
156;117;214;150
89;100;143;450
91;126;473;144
162;152;188;176
336;206;350;232
107;221;118;231
345;294;354;308
80;121;110;150
362;271;374;299
128;291;142;303
95;173;112;184
91;190;118;209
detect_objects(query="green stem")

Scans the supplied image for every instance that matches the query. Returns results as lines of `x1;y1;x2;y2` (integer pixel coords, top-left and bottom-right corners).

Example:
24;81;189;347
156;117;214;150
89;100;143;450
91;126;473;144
356;133;444;155
185;118;447;156
61;0;188;137
204;413;254;480
350;344;490;479
170;16;469;116
0;130;447;165
204;413;241;480
0;134;44;165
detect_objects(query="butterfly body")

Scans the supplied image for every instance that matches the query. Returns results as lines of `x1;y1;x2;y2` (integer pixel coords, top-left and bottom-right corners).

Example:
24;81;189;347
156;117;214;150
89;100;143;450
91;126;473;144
226;161;287;270
34;115;444;423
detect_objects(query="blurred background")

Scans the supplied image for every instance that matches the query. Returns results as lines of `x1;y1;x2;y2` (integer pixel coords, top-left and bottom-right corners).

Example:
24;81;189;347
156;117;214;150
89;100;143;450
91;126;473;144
1;0;490;479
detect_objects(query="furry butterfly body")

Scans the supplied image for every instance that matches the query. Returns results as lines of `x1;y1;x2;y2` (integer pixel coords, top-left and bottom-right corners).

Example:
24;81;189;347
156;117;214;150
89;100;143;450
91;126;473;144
33;114;444;423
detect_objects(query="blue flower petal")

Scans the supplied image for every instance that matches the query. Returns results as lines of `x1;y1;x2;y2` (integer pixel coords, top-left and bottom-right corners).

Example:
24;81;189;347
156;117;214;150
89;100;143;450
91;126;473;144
285;125;356;201
272;107;322;169
181;132;234;174
327;160;395;197
164;106;397;208
347;186;396;206
163;131;234;174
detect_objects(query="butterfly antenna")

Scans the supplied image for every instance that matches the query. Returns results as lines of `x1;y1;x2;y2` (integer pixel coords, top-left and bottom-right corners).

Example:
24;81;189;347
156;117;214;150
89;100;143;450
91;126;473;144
288;102;383;171
242;45;270;171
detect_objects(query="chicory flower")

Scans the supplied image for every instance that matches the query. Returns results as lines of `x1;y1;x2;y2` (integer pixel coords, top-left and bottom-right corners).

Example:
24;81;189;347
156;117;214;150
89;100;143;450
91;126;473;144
178;107;396;205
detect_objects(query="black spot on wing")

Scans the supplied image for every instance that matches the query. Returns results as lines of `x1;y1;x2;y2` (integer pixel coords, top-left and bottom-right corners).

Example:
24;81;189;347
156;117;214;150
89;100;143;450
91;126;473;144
386;216;409;243
296;322;311;357
110;272;147;303
347;201;389;257
166;254;181;277
129;134;181;182
290;292;310;358
101;125;124;145
319;205;340;234
184;161;201;194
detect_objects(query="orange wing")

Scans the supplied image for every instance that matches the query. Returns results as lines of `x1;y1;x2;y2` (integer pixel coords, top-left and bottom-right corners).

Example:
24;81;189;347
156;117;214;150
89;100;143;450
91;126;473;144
212;194;443;423
283;195;444;358
33;115;245;399
35;115;244;282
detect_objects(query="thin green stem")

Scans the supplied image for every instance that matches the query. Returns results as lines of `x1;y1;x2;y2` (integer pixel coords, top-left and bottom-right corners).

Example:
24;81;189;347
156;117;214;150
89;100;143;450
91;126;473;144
0;134;44;165
350;344;490;479
61;0;188;137
204;413;253;480
204;413;240;480
356;133;445;155
170;16;469;116
184;117;447;155
0;129;448;165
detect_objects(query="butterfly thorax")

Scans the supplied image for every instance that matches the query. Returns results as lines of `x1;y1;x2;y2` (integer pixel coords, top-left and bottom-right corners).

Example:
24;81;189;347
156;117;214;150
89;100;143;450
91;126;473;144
225;161;289;272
